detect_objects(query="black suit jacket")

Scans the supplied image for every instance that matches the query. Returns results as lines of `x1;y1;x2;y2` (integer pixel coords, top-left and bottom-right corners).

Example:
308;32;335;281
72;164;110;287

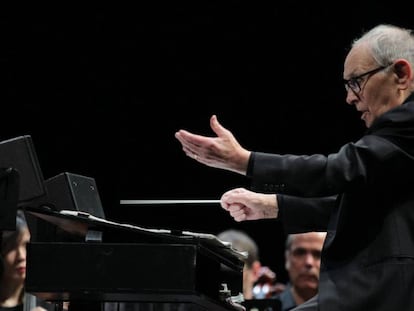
249;93;414;311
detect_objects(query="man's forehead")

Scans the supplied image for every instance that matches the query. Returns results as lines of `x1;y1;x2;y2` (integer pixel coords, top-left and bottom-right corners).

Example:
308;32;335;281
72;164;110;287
344;44;376;76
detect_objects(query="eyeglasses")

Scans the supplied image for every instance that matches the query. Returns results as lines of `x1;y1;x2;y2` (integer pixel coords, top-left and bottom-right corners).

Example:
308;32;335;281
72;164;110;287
343;65;390;93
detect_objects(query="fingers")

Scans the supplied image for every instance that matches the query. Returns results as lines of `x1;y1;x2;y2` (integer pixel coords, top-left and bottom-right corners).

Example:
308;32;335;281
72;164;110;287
221;188;249;221
175;125;198;148
176;128;217;144
221;188;249;206
175;130;213;154
221;201;248;222
175;115;227;145
181;146;199;161
228;205;248;222
176;131;204;160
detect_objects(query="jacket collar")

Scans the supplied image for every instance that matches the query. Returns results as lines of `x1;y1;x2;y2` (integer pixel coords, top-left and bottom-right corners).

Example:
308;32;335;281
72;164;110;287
366;92;414;134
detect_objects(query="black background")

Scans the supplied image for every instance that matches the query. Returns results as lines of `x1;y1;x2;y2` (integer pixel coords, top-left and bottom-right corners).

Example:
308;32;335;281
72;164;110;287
2;3;413;283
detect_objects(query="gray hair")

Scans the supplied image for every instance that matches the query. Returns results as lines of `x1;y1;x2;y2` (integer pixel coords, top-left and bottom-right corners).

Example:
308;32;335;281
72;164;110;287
284;232;327;251
352;24;414;68
217;229;259;268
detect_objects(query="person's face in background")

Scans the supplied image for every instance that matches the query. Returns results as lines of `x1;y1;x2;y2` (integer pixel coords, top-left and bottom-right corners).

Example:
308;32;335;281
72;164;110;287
1;227;31;284
243;259;262;299
285;232;326;292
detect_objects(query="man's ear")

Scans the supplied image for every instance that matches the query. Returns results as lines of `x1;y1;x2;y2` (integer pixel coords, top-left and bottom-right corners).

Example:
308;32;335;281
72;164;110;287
393;59;412;90
285;251;290;270
394;59;411;78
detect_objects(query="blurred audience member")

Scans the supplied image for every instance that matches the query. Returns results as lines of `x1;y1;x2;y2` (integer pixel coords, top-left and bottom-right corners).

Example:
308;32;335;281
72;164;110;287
273;232;326;311
217;229;285;300
0;210;56;311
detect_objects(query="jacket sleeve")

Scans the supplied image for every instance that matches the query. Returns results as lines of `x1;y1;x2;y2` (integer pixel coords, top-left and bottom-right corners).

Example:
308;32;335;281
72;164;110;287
248;134;406;197
277;194;336;233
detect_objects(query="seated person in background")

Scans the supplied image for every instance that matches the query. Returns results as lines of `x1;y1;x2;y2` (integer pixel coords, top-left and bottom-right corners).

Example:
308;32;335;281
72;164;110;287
217;229;285;300
273;232;326;311
0;210;56;311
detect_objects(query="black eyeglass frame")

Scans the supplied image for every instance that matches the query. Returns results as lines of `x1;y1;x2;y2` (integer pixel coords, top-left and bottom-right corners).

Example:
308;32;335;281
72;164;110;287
343;64;392;93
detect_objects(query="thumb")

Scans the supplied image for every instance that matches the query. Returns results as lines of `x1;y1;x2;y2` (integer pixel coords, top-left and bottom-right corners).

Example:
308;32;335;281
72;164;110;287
210;115;229;137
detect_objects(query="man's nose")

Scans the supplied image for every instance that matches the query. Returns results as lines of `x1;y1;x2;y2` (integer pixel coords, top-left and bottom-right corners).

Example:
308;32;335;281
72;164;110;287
345;88;359;105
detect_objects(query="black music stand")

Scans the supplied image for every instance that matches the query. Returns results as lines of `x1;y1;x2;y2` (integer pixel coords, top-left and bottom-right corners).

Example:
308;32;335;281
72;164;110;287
242;298;282;311
0;135;46;207
24;206;245;311
0;167;20;231
0;167;20;278
0;135;46;279
0;135;46;229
